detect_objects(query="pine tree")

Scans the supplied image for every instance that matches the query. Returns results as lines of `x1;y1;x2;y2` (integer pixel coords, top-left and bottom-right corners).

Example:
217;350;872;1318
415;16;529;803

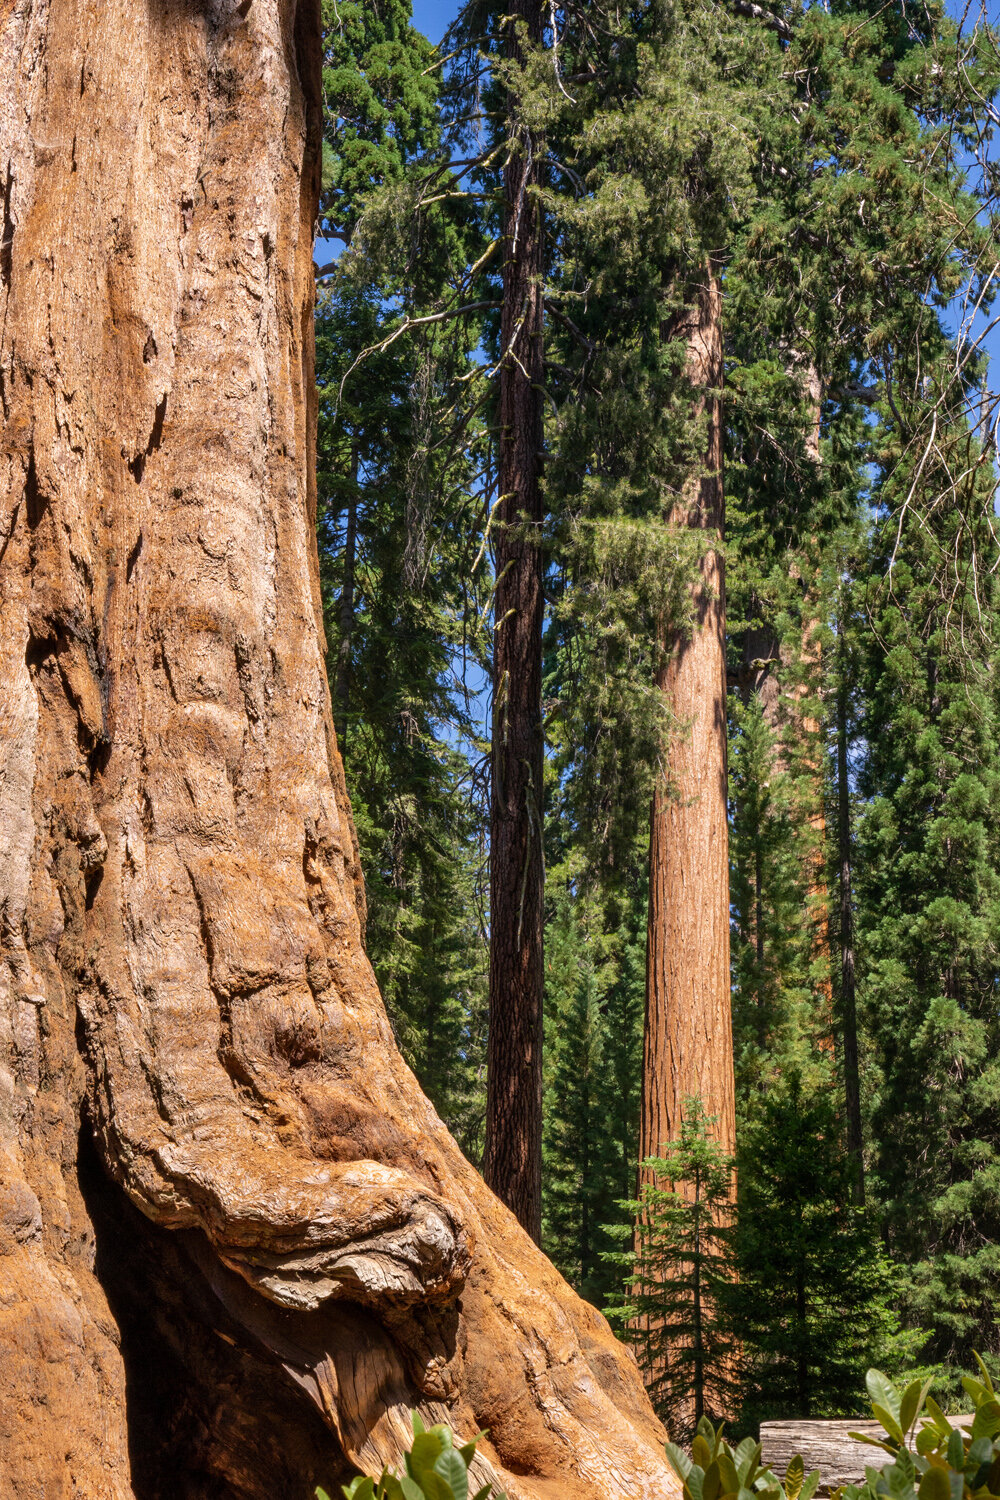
316;0;493;1154
606;1101;737;1442
727;1076;908;1427
542;891;622;1302
857;409;1000;1369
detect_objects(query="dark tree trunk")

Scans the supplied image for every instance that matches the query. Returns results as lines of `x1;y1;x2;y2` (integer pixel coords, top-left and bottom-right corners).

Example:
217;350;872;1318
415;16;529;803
484;0;546;1244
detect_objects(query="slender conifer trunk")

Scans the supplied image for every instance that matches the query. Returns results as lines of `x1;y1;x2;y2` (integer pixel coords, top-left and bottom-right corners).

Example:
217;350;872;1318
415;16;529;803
837;624;864;1203
640;266;736;1174
484;0;546;1242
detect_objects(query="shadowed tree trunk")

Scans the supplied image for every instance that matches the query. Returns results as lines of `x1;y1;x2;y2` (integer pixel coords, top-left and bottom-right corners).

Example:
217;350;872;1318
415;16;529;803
0;4;679;1496
484;0;545;1244
640;267;736;1175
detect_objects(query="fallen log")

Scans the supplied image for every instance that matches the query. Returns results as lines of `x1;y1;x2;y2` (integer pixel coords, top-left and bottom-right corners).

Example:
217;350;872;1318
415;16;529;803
760;1417;973;1493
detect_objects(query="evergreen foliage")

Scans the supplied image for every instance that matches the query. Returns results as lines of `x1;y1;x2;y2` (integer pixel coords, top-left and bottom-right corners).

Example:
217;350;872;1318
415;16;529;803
857;416;1000;1370
605;1101;737;1441
728;1075;913;1427
541;874;645;1303
315;0;493;1154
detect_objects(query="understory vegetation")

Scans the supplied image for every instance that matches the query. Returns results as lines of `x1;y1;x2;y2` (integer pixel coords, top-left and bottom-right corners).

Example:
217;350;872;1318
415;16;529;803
316;0;1000;1443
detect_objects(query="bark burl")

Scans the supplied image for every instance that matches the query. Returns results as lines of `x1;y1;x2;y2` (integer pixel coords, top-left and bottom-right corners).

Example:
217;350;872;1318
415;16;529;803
0;3;679;1496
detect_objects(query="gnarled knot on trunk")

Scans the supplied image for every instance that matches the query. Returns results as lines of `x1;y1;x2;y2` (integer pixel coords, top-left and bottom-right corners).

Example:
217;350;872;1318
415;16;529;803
152;1143;473;1311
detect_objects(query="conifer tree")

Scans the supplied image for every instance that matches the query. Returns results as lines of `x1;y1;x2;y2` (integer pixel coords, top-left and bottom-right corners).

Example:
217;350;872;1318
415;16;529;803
727;1076;907;1425
315;0;493;1153
857;411;1000;1368
606;1101;737;1441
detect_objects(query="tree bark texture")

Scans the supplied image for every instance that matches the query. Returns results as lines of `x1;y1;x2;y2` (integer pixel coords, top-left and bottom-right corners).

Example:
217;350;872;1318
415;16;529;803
484;0;545;1244
0;5;678;1496
640;269;736;1172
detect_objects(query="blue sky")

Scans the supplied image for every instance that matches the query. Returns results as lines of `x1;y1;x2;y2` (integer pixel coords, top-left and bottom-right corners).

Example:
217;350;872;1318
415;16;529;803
411;0;461;43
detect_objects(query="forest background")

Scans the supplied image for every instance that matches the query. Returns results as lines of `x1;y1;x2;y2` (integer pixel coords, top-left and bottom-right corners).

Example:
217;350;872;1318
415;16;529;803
313;0;1000;1441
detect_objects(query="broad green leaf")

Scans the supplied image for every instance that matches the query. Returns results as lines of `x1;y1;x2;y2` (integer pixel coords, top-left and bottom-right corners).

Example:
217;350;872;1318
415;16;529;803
849;1434;897;1457
971;1400;1000;1443
435;1449;469;1500
688;1466;705;1500
946;1430;965;1471
718;1451;741;1495
869;1372;902;1425
458;1432;487;1466
703;1458;722;1500
417;1474;453;1500
963;1379;992;1409
694;1436;715;1471
412;1413;427;1437
926;1400;954;1438
800;1468;821;1500
902;1381;935;1437
735;1438;757;1468
667;1443;694;1481
408;1432;447;1482
398;1479;424;1500
974;1354;996;1396
736;1438;762;1485
874;1405;906;1446
918;1468;951;1500
916;1429;940;1458
340;1482;373;1500
785;1454;805;1500
884;1463;916;1500
968;1436;993;1468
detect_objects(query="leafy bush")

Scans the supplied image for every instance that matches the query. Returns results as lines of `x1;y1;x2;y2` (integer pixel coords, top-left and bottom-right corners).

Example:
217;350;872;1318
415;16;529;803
837;1359;1000;1500
665;1414;821;1500
322;1412;504;1500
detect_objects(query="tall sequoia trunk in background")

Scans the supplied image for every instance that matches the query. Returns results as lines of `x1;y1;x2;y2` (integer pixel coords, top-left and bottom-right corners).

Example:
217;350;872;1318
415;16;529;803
484;0;546;1243
641;267;736;1173
0;5;678;1497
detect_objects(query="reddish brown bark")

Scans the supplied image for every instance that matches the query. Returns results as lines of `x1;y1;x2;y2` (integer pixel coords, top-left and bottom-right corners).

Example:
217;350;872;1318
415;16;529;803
484;0;546;1244
640;268;736;1173
0;4;680;1495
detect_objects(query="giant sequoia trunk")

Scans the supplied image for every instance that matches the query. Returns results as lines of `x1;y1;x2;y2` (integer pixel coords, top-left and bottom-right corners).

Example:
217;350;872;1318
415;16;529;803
0;5;678;1496
640;268;736;1172
485;0;546;1244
